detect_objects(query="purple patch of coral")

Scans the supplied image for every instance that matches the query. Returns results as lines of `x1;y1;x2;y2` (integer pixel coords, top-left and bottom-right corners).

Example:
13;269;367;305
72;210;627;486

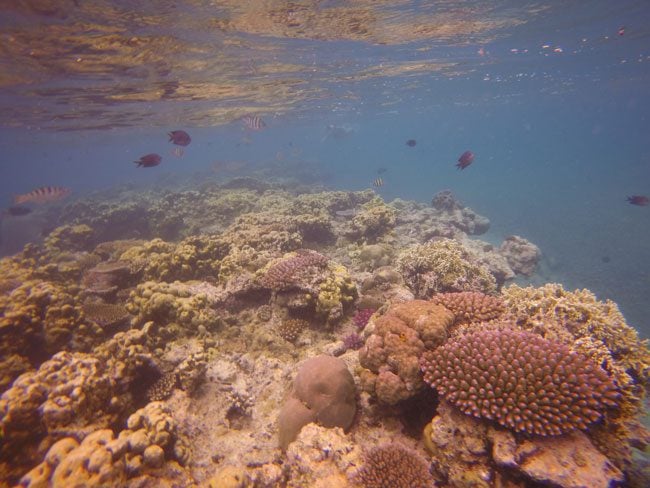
353;308;375;330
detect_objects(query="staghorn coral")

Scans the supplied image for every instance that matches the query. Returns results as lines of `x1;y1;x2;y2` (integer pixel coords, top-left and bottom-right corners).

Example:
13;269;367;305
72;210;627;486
359;300;454;405
397;238;497;298
421;328;620;436
430;291;504;325
353;444;435;488
276;318;308;343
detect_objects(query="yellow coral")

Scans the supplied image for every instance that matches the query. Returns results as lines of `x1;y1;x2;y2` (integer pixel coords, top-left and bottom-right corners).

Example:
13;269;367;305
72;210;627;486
316;263;357;326
44;224;94;253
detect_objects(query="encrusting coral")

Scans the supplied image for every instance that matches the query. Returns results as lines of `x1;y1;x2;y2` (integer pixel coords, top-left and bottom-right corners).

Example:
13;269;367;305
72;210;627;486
397;238;497;298
420;328;621;436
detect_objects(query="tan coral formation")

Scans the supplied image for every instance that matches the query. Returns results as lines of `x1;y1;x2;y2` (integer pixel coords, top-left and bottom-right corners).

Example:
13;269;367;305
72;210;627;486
19;402;191;487
359;300;454;405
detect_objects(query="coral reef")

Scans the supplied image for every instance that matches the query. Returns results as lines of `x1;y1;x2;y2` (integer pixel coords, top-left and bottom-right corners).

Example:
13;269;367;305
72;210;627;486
18;402;191;487
81;302;131;331
397;238;497;298
352;308;375;330
499;235;541;276
430;291;505;325
262;250;357;327
119;235;229;282
81;260;135;298
352;443;435;488
421;328;620;436
126;281;220;340
0;328;155;482
278;355;356;450
359;300;454;405
276;318;309;343
43;224;95;254
344;197;396;243
431;189;462;211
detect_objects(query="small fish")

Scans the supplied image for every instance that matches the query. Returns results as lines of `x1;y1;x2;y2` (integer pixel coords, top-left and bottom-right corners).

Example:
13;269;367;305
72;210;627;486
242;115;266;131
373;177;384;188
6;206;32;216
618;26;625;36
170;147;185;158
134;153;162;168
626;195;649;206
168;130;191;146
406;139;417;147
14;186;71;205
456;150;475;170
376;167;387;174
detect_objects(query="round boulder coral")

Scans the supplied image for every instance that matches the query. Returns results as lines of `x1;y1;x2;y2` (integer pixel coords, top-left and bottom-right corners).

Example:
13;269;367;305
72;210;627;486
420;329;620;436
353;444;434;488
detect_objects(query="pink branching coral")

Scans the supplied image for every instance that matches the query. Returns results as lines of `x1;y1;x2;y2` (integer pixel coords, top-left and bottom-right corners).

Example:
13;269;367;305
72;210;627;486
430;291;504;324
261;249;328;289
353;443;435;488
353;308;375;330
420;329;620;436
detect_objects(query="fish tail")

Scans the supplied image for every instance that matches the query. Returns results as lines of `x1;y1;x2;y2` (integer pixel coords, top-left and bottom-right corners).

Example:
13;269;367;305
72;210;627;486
134;161;142;167
13;194;25;204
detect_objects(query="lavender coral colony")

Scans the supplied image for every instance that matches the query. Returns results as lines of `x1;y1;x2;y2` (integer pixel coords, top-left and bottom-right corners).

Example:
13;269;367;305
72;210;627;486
421;329;620;435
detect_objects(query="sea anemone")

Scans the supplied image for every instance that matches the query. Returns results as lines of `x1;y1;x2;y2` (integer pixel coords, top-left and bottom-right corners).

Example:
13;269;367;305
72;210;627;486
420;328;620;436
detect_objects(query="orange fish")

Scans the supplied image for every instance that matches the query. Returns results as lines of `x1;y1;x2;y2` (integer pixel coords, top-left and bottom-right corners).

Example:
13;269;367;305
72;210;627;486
14;186;71;205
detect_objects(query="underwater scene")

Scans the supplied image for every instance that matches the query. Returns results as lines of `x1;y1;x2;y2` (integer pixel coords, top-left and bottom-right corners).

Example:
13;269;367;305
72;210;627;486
1;1;649;487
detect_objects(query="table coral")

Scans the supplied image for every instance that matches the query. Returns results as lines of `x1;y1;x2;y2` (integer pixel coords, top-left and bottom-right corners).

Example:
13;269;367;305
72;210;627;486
359;300;454;405
502;283;650;468
397;238;497;298
421;328;620;436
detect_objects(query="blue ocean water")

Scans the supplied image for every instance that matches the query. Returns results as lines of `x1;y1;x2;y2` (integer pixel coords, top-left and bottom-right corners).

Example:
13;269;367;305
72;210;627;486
0;1;649;338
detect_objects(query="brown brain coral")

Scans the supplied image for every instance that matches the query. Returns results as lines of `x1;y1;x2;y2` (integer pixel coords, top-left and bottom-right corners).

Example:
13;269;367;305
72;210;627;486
430;291;504;325
420;329;620;436
353;444;435;488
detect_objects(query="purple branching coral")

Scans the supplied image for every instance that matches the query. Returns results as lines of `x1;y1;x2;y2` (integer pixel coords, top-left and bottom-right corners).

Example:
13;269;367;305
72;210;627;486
342;332;364;351
353;308;375;330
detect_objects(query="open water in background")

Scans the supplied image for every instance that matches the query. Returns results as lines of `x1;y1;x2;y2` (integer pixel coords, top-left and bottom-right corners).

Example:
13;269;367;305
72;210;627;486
1;1;649;336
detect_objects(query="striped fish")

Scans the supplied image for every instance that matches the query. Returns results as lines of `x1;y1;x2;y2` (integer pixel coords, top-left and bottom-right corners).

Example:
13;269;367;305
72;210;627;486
14;186;71;205
242;115;266;131
372;177;384;188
